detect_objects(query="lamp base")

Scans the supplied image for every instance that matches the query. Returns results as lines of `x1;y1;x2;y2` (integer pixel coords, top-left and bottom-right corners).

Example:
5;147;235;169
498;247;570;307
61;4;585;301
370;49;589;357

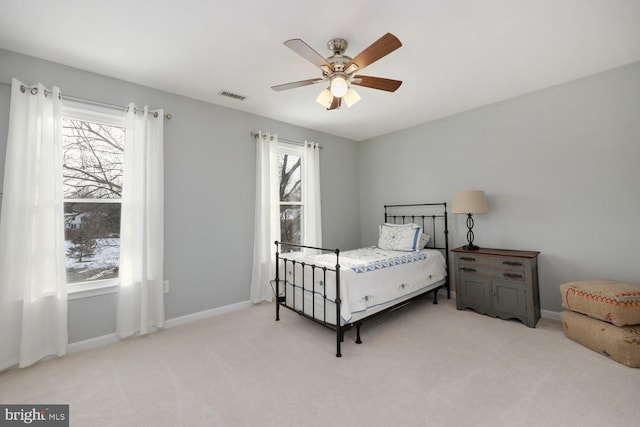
464;214;480;251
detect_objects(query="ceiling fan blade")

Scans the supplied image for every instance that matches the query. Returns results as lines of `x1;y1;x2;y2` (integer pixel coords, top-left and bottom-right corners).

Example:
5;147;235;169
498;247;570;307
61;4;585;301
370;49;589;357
271;78;324;91
327;96;341;110
284;39;335;72
351;75;402;92
344;33;402;73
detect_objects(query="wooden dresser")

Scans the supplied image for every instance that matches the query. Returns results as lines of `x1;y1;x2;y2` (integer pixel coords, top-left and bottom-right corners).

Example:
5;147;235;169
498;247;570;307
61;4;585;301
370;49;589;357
452;247;540;327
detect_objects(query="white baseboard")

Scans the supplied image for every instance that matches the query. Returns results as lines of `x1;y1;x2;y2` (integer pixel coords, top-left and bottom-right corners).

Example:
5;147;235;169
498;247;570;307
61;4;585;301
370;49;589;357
164;300;252;328
68;300;252;355
67;298;562;355
541;309;561;321
68;334;119;354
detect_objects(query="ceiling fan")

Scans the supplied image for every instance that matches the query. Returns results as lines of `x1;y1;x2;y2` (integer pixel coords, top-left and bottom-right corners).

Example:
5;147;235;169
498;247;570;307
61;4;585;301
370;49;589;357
271;33;403;110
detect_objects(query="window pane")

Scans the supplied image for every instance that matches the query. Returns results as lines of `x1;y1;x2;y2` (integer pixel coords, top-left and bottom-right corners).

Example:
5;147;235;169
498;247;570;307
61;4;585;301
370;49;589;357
62;119;125;199
278;153;301;202
65;202;120;283
280;205;301;252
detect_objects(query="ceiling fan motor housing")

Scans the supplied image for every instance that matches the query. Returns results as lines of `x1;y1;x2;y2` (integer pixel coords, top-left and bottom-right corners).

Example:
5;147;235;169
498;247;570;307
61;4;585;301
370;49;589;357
327;38;348;55
325;39;352;75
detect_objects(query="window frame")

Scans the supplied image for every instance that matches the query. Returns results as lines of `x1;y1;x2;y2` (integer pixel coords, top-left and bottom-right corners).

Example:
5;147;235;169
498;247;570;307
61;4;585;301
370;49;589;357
277;143;305;250
61;104;126;300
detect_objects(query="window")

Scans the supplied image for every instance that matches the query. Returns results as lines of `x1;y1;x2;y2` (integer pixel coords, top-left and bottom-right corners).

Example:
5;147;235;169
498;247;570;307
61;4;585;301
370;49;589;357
278;145;302;252
250;135;321;302
62;107;125;291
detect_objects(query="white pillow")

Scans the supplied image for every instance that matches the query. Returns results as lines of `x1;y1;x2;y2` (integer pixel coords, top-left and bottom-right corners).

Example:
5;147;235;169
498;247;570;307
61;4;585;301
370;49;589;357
377;223;422;252
419;233;431;248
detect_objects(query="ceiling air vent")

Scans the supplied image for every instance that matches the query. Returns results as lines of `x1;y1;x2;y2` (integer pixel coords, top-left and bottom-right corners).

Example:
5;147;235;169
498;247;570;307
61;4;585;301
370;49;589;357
218;90;247;101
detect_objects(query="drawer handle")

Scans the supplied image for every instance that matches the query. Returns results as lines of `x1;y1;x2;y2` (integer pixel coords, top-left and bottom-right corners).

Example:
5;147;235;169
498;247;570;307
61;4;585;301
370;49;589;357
502;261;523;266
504;273;523;279
460;256;476;261
460;267;476;273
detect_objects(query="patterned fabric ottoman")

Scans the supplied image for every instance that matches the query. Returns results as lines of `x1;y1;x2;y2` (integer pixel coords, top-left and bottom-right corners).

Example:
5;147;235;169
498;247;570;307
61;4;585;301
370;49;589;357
560;280;640;326
561;311;640;368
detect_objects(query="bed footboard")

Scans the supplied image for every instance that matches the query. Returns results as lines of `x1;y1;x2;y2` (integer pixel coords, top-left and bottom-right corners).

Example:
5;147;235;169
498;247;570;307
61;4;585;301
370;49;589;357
274;241;345;357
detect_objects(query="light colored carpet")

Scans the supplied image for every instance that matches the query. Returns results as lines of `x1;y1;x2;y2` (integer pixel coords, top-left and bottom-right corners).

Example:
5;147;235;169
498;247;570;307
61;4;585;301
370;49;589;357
1;296;638;426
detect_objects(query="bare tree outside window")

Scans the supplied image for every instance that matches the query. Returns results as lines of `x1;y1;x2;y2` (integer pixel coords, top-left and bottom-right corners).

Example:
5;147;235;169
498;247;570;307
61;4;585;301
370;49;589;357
62;118;124;284
278;151;302;252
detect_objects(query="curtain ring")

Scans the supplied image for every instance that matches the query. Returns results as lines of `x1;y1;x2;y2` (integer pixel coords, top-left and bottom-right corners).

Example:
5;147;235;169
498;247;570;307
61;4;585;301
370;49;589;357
30;87;38;95
19;85;26;93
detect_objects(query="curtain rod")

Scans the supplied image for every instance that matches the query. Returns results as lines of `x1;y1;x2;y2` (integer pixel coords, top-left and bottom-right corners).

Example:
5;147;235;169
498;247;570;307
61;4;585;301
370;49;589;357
0;81;171;120
250;131;323;149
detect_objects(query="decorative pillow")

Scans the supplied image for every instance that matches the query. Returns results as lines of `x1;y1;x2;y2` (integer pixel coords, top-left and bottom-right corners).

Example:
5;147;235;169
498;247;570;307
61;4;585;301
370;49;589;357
377;223;422;252
419;233;431;248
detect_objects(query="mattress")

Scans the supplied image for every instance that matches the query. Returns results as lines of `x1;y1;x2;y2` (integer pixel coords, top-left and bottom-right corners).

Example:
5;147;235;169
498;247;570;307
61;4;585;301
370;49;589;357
276;247;447;325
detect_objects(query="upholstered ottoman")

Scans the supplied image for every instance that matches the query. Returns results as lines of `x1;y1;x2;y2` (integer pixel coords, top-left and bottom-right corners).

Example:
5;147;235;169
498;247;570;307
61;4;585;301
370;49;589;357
560;280;640;367
561;311;640;368
560;280;640;326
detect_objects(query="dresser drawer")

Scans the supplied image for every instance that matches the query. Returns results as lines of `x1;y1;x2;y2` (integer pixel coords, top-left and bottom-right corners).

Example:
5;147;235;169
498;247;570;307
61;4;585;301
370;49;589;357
457;254;526;270
456;254;527;282
458;264;527;282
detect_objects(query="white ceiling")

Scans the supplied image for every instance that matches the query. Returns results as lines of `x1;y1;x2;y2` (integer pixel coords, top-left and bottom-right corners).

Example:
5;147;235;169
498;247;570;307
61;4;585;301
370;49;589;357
1;0;639;141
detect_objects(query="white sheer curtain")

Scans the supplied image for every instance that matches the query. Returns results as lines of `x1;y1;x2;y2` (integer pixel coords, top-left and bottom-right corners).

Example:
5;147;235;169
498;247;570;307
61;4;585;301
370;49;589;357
249;132;280;303
116;104;165;338
0;79;67;370
303;141;322;247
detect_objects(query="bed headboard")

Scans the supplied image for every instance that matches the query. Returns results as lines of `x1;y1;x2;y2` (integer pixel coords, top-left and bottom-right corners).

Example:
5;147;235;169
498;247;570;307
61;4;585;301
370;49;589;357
383;202;449;254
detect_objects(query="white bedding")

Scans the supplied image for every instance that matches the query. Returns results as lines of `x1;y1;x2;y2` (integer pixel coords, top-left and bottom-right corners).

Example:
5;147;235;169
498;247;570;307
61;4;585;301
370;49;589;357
277;247;447;324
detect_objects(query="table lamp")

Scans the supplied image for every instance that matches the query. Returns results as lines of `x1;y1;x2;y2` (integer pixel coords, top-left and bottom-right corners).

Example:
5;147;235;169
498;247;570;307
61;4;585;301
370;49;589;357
452;190;488;250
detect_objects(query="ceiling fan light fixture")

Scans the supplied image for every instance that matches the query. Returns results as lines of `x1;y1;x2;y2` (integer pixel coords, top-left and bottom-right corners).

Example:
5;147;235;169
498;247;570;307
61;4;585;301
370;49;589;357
316;88;333;108
330;75;348;98
344;64;359;75
344;88;361;107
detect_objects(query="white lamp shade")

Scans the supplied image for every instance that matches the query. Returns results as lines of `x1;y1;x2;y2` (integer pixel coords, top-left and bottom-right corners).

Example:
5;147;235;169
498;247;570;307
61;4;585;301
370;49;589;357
344;88;361;107
316;89;333;108
451;190;488;214
330;75;348;98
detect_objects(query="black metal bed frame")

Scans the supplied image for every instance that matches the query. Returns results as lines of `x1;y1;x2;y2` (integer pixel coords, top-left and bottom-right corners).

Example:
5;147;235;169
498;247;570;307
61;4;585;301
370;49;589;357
274;203;449;357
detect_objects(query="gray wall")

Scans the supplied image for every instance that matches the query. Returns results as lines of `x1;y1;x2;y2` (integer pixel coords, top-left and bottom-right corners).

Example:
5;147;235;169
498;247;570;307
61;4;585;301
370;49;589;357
2;47;638;343
0;49;361;343
359;61;640;313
